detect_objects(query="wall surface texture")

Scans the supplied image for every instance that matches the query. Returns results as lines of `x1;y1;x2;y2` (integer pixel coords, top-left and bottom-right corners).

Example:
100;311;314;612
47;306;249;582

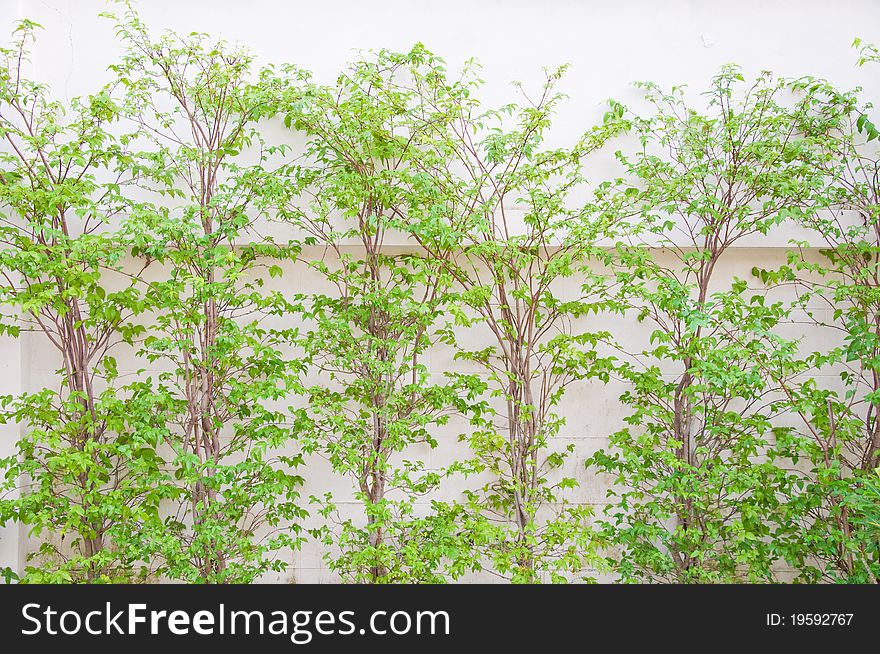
1;0;879;582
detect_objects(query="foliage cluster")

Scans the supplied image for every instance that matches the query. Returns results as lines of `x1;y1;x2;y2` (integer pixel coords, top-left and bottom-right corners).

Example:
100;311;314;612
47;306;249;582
0;8;877;583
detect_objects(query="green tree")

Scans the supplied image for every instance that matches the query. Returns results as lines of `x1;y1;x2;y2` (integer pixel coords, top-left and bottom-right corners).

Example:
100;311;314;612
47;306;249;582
757;60;880;582
589;67;825;582
268;46;485;582
406;66;617;582
106;7;307;583
0;20;159;582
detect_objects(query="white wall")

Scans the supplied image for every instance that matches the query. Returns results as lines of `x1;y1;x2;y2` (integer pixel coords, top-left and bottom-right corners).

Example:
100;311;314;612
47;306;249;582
7;0;880;138
1;0;878;582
